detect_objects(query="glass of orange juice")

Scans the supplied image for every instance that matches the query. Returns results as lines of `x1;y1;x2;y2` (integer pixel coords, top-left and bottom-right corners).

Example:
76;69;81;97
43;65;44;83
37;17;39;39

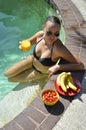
19;40;31;59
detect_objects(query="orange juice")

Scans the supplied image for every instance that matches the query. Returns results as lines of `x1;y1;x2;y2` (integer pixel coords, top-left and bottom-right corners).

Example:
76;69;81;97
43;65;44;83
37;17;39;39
19;40;31;51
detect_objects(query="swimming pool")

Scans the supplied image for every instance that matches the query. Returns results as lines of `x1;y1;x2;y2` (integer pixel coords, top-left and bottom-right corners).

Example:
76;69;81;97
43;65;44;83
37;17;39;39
0;0;65;100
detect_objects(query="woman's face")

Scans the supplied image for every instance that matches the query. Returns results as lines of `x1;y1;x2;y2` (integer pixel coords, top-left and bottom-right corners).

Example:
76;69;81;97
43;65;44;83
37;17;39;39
43;21;61;44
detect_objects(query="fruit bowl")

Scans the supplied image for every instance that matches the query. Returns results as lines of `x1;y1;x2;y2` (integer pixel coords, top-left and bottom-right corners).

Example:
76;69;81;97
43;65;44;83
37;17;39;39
41;88;59;106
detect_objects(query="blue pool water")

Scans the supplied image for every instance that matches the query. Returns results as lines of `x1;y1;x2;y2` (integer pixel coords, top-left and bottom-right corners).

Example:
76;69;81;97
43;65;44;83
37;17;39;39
0;0;65;100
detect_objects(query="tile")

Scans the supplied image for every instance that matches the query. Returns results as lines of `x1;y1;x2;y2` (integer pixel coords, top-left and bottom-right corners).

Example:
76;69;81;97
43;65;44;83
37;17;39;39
14;113;36;130
4;121;22;130
80;56;86;69
39;114;60;130
80;47;86;57
31;97;52;115
66;44;80;54
23;105;46;124
0;128;4;130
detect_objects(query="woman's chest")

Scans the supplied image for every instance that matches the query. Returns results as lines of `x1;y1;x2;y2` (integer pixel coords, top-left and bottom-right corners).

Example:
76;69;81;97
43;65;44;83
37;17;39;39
36;43;52;58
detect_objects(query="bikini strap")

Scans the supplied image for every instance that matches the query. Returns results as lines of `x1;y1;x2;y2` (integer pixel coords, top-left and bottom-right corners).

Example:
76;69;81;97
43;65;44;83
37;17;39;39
36;38;43;44
51;42;55;58
33;38;43;59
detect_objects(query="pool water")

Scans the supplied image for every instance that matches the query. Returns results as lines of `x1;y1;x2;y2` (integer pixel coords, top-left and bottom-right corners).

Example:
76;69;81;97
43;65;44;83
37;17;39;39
0;0;65;100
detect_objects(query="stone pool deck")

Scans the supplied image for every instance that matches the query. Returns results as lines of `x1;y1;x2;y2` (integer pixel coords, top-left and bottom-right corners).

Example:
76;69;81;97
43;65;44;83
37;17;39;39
0;0;86;130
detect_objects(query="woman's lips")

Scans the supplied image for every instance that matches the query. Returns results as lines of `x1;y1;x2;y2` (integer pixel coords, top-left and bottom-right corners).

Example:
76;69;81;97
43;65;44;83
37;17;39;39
50;38;55;43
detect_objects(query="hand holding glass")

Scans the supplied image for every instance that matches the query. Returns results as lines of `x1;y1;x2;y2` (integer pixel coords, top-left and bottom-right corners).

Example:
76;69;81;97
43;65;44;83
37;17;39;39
19;40;31;59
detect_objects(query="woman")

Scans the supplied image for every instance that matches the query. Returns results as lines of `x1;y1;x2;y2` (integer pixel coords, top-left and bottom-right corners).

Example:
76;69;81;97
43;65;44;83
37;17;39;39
4;16;84;82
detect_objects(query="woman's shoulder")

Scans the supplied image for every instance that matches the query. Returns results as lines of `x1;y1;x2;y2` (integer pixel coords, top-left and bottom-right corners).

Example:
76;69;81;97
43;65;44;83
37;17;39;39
55;39;64;48
29;31;44;44
35;30;44;38
54;39;66;54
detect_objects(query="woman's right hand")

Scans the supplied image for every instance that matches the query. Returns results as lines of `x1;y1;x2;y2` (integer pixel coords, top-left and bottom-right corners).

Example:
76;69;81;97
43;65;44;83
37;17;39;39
48;64;60;77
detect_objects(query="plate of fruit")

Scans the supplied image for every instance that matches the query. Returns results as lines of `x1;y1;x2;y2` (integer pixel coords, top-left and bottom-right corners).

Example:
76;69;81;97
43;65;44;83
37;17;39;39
41;88;59;106
54;72;81;96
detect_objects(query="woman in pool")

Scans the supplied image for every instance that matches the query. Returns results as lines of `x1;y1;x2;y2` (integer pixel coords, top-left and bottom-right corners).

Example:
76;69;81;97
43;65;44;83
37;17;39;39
4;16;84;82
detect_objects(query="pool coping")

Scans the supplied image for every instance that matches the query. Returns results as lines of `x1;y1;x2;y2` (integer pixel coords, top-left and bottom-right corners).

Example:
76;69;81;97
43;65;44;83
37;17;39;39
1;0;86;130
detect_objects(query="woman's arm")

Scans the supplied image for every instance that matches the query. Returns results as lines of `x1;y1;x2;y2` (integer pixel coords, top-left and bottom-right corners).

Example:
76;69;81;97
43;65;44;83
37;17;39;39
48;55;84;77
58;44;84;70
27;31;44;45
57;54;84;71
48;42;84;77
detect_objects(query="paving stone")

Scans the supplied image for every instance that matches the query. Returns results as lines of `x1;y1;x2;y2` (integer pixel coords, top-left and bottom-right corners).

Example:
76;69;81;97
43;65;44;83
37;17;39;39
43;79;55;89
81;46;86;54
31;96;52;115
0;128;4;130
65;40;82;48
67;1;85;22
82;43;86;48
35;128;40;130
14;113;37;130
80;56;86;69
80;27;86;35
66;29;82;36
71;71;85;83
50;100;65;115
23;105;46;124
41;100;64;116
39;114;60;130
53;0;67;8
81;21;86;28
66;44;81;54
60;96;73;108
4;121;22;130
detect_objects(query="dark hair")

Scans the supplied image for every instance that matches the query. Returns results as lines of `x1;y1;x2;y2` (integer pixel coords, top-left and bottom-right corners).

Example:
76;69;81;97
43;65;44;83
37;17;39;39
45;16;61;25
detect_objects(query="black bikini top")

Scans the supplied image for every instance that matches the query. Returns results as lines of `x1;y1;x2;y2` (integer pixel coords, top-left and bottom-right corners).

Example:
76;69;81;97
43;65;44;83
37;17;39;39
33;39;57;66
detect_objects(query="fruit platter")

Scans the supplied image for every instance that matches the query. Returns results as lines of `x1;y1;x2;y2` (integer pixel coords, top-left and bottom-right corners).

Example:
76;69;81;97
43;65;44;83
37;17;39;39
54;72;81;96
41;88;59;106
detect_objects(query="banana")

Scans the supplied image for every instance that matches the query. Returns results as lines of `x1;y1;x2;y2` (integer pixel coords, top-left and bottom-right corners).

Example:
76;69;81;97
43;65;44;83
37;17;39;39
56;72;77;92
67;75;77;91
68;82;77;91
56;72;67;86
68;74;74;84
66;84;70;89
60;73;68;92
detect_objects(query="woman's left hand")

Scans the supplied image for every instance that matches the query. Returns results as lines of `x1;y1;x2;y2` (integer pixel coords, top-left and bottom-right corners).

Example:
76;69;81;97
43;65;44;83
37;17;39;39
48;65;60;77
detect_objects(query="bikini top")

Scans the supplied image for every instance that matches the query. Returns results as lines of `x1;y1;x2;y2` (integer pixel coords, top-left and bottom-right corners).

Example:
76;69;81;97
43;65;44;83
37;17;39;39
33;39;57;66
